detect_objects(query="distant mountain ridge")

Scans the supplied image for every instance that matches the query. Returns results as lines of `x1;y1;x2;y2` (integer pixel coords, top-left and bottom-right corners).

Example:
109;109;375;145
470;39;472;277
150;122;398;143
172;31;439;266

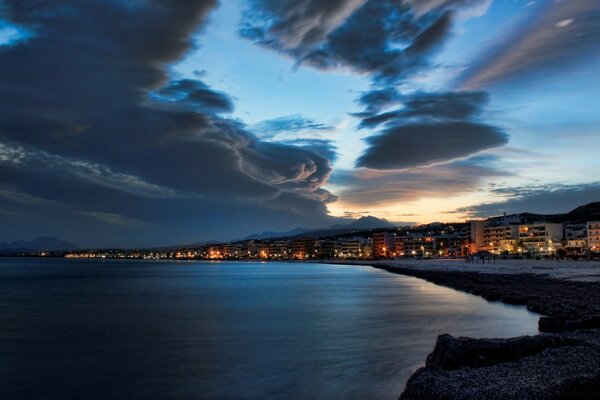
0;236;79;251
244;216;395;241
330;216;395;230
493;202;600;225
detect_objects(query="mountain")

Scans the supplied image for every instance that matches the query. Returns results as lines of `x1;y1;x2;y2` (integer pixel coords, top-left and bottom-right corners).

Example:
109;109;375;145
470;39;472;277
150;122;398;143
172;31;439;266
485;202;600;225
330;216;395;230
244;227;314;240
0;236;79;251
244;216;396;241
561;202;600;223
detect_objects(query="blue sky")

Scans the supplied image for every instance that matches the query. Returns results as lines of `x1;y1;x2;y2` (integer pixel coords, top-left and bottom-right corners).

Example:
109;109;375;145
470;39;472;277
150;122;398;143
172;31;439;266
0;0;599;246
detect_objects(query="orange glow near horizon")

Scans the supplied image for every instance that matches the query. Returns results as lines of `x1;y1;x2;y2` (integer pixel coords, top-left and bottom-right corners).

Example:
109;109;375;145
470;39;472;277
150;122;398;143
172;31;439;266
326;193;491;224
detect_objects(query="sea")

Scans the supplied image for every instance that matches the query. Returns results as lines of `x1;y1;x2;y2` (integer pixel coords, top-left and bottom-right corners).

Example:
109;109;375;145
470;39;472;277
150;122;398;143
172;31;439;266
0;258;539;400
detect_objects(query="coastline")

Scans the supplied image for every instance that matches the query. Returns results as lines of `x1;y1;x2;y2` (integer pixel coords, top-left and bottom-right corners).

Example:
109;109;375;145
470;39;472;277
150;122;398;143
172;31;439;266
328;260;600;399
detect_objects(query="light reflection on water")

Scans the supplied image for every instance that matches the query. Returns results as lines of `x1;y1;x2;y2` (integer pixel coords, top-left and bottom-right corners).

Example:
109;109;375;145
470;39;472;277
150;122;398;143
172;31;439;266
0;259;539;400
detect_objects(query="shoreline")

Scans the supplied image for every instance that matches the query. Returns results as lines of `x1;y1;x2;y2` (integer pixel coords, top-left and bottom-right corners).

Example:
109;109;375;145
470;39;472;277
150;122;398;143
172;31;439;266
340;261;600;399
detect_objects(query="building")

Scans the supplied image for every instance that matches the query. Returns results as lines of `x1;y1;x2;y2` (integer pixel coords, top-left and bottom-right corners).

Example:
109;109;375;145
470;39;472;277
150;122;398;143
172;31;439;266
403;235;435;257
338;237;370;258
222;243;241;258
565;239;587;255
469;220;488;253
372;231;395;258
291;238;315;259
394;235;405;256
518;223;564;254
483;225;519;254
269;240;290;259
315;239;335;259
208;244;223;259
241;240;262;259
588;221;600;252
435;234;470;256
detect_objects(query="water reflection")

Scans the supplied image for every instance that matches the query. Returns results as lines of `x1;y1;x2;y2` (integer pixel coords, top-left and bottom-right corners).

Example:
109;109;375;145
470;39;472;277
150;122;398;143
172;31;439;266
0;259;538;400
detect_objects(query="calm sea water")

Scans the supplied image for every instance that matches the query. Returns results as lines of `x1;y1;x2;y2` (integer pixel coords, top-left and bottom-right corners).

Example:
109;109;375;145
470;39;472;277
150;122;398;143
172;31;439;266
0;258;539;400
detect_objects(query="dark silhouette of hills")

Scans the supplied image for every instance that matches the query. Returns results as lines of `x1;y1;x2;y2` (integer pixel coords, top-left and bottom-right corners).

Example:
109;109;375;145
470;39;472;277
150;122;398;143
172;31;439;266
498;202;600;225
0;236;78;252
244;216;396;241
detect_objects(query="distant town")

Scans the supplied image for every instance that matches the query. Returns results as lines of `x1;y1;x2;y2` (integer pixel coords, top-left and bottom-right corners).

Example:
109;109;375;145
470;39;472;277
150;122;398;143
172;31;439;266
6;202;592;261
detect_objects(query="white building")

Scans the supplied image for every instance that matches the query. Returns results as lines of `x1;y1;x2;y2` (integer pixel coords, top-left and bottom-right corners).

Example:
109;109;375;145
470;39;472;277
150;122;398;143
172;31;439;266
518;223;564;254
587;221;600;252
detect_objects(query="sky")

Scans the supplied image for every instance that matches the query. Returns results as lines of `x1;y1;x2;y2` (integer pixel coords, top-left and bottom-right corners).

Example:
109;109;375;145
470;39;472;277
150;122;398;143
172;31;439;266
0;0;599;247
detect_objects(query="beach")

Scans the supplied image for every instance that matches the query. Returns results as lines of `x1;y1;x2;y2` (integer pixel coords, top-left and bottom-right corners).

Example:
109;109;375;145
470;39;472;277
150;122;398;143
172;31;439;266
328;259;600;399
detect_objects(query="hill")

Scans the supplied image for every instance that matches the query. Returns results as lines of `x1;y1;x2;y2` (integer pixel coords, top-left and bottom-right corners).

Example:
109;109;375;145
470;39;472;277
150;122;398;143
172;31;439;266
0;236;79;252
244;216;396;241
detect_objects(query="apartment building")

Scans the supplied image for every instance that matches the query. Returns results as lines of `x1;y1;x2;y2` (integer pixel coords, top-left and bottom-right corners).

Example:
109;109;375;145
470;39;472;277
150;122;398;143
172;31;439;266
372;231;395;257
588;221;600;251
518;223;564;254
483;225;519;253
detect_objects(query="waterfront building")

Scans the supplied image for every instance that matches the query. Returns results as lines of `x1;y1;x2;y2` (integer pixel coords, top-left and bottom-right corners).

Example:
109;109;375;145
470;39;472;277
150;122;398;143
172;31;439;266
315;239;335;259
241;240;262;259
222;243;242;259
469;220;488;253
588;221;600;252
291;238;315;259
565;239;587;255
518;223;564;254
208;244;223;259
269;241;291;259
394;235;405;256
435;234;470;256
338;237;370;258
372;231;395;258
403;235;435;257
483;225;519;254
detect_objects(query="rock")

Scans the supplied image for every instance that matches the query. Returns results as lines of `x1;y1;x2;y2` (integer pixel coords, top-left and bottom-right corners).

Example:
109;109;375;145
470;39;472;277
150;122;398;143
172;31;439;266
369;266;600;399
400;332;600;400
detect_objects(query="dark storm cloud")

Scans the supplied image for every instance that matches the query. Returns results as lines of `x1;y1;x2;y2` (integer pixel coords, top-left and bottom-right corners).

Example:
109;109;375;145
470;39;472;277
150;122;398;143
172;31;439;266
251;115;338;161
240;0;367;50
241;0;462;84
457;182;600;218
355;88;402;114
357;121;507;170
331;156;506;206
0;1;341;245
153;79;234;114
279;139;338;163
242;0;505;174
356;91;507;169
460;0;600;89
356;90;488;129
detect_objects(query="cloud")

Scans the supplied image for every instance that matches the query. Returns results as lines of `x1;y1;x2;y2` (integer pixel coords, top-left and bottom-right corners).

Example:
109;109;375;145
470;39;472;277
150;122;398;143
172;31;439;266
251;115;338;161
357;121;507;170
355;91;507;169
457;182;600;218
460;0;600;89
241;0;367;50
241;0;464;84
152;79;234;114
331;156;506;206
355;90;489;129
355;88;402;114
0;1;343;245
406;0;492;18
252;115;334;140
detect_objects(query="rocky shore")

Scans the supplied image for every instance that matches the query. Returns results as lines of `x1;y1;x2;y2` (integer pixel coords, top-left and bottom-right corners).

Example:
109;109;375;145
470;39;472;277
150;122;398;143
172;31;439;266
372;265;600;400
